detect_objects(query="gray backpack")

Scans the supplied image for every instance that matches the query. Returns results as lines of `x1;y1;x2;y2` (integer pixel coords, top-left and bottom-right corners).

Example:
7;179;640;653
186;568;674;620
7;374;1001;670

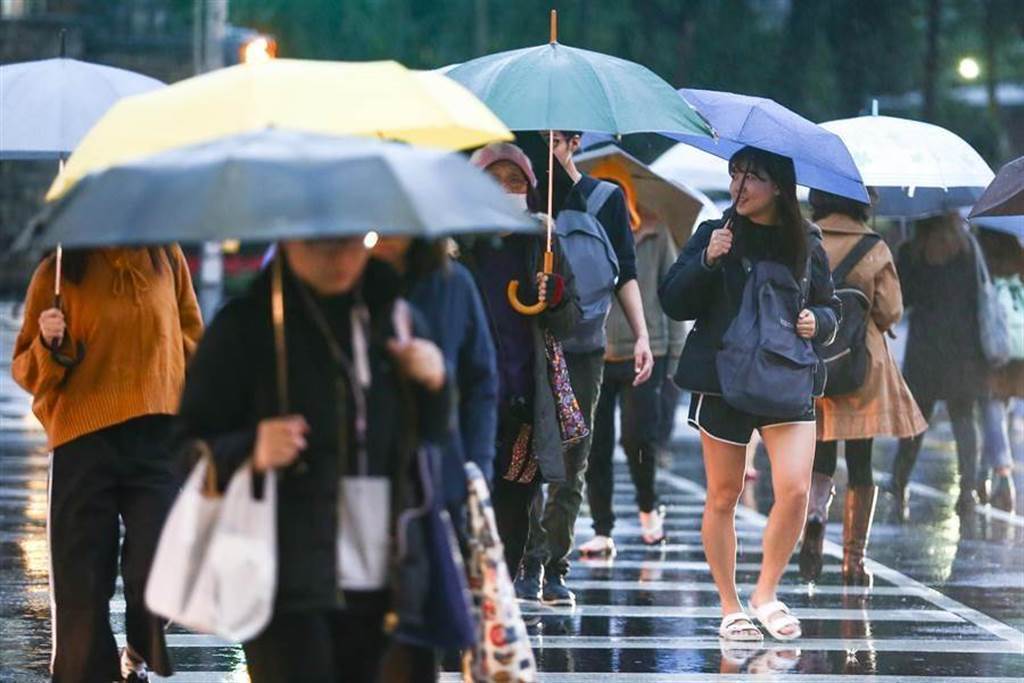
556;181;620;353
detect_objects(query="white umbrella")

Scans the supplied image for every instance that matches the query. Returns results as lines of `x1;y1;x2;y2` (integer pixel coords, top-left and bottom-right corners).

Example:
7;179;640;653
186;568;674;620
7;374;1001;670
650;142;732;200
820;115;994;218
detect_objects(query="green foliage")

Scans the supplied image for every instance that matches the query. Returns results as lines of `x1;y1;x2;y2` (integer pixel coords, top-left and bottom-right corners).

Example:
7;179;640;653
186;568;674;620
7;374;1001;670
229;0;1024;163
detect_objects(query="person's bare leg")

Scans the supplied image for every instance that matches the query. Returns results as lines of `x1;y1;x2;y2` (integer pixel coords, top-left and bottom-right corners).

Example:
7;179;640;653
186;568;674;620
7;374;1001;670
750;422;815;636
700;433;749;617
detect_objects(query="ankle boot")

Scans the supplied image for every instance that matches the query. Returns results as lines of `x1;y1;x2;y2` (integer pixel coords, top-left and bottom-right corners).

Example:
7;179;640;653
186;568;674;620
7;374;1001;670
842;485;878;586
799;472;835;583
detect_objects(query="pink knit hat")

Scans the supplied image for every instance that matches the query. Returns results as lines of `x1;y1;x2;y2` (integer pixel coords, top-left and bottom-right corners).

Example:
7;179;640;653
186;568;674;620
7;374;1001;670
469;142;538;188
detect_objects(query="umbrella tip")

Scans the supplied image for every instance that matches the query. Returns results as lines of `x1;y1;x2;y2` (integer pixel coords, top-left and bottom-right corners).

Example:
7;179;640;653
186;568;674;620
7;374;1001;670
871;98;879;116
550;9;557;44
59;28;66;58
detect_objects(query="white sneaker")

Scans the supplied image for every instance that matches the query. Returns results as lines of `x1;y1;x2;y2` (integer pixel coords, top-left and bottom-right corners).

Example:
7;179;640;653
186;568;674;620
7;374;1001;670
577;534;616;557
640;508;666;545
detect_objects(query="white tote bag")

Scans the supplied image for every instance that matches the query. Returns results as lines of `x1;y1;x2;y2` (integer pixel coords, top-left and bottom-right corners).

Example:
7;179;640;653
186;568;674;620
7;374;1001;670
145;456;277;643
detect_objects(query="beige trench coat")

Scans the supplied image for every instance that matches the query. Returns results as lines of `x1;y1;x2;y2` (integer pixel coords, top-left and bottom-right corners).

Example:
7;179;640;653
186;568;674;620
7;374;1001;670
815;214;927;442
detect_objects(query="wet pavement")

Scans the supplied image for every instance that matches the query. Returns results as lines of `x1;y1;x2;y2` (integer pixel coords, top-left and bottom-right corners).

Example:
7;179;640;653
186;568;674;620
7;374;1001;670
1;305;1023;681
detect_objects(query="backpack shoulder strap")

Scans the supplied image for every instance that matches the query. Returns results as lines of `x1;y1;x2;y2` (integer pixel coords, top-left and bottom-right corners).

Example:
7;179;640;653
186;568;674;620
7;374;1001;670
832;234;882;286
584;180;617;216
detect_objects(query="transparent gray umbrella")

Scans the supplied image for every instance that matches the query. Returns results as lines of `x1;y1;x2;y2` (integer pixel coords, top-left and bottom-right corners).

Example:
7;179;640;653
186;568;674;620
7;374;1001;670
18;129;539;251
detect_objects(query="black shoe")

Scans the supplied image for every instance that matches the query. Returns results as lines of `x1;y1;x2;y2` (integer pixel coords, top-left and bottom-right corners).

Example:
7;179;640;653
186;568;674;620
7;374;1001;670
541;573;576;606
514;565;542;602
888;483;910;523
955;489;978;517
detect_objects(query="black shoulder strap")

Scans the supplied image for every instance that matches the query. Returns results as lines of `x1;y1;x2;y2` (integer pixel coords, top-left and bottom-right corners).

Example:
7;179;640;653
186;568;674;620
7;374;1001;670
832;234;881;286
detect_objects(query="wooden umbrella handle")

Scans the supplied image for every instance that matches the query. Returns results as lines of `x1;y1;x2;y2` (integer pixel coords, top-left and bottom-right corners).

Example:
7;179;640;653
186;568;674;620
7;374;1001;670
506;251;554;316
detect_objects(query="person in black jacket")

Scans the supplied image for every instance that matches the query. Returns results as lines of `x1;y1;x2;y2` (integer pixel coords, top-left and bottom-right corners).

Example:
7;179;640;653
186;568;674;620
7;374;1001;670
659;147;840;643
176;237;451;682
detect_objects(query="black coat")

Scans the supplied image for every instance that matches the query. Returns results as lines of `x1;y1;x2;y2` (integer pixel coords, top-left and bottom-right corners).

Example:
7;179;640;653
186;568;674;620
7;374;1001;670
898;242;987;400
176;259;450;613
659;217;841;397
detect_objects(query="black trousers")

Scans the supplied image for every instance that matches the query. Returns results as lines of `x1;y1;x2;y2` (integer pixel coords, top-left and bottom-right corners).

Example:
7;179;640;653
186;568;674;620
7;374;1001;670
894;391;979;491
492;476;541;575
48;415;177;683
585;357;667;536
814;439;874;487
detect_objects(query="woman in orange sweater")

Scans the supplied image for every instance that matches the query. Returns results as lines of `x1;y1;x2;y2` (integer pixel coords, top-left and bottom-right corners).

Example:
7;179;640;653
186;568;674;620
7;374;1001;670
12;246;203;683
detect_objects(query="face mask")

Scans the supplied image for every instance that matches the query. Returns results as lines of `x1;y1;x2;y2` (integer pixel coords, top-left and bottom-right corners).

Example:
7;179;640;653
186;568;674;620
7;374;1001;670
507;193;529;212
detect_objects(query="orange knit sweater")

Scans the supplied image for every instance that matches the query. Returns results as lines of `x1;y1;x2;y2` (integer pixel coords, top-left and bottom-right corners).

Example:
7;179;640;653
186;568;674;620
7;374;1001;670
11;246;204;449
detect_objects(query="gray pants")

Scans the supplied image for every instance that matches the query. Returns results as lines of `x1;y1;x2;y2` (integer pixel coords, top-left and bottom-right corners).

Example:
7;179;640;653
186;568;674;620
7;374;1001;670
524;350;605;578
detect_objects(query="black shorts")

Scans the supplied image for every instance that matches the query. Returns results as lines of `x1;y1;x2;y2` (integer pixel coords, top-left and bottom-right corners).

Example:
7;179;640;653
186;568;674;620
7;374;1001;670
687;393;815;446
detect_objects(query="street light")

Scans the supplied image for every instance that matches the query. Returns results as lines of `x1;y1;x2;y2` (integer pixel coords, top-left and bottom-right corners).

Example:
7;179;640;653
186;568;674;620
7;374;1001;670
241;35;277;64
958;57;980;80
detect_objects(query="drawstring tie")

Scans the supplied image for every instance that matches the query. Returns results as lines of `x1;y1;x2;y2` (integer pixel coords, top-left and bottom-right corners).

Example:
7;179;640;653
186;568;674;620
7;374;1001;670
111;259;150;305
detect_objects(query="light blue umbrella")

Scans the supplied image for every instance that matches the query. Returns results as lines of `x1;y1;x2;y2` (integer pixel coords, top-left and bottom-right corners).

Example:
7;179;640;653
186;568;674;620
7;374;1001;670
0;57;164;160
669;89;869;202
18;129;538;251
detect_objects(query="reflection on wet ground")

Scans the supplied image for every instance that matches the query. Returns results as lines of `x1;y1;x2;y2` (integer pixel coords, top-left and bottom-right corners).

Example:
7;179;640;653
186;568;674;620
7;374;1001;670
2;315;1023;681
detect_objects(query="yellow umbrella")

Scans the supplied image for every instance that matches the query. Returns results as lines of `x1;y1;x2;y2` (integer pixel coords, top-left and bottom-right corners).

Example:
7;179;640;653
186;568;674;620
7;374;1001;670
47;59;512;199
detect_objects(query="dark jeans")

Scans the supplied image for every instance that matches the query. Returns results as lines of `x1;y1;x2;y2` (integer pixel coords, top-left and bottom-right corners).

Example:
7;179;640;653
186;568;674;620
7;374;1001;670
894;391;978;492
524;350;605;577
244;599;390;683
49;415;177;683
585;357;667;536
814;438;874;487
492;476;541;574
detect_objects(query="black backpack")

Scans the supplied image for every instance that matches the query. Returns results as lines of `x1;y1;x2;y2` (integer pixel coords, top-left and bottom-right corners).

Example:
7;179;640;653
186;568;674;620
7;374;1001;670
817;234;881;397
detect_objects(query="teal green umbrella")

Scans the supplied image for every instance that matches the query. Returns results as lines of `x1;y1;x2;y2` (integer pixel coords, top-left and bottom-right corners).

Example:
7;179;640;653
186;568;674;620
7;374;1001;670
447;10;713;314
446;15;711;138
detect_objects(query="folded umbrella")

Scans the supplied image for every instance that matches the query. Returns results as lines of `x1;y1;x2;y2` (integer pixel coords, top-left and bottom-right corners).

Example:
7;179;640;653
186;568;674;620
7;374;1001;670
670;89;868;203
969;156;1024;219
19;129;537;251
47;58;512;200
821;115;994;218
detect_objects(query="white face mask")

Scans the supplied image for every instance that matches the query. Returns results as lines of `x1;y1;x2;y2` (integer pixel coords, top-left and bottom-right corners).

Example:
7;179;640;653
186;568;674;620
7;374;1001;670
507;193;529;213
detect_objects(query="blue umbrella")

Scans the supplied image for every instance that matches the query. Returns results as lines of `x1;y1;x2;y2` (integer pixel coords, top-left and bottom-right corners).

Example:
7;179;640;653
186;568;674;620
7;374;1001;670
972;216;1024;248
668;89;868;203
0;57;164;160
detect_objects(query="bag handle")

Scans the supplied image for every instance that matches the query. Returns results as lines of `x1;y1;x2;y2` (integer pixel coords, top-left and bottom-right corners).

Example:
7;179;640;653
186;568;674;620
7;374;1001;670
831;234;881;287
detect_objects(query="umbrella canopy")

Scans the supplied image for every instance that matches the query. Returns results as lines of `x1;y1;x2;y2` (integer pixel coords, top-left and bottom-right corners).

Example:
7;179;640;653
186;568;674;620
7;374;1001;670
969;156;1024;218
650;142;732;199
445;44;712;137
0;57;165;160
669;89;868;203
19;129;537;251
575;146;705;247
821;115;994;218
47;59;512;199
971;216;1024;247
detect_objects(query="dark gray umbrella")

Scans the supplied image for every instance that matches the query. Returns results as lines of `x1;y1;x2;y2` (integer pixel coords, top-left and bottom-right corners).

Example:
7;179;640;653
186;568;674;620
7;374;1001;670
969;156;1024;219
18;129;538;251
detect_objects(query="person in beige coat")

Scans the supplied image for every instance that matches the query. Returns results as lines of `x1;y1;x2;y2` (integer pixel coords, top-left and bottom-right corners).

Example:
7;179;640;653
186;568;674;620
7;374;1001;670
800;190;927;586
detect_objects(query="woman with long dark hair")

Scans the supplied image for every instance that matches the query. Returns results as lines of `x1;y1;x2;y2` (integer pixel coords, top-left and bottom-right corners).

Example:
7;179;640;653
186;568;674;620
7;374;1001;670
659;147;840;642
890;213;989;519
799;190;926;586
12;246;203;681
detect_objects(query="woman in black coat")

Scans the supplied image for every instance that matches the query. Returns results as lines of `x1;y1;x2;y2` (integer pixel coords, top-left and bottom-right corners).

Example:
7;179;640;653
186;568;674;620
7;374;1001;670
890;212;988;519
659;147;840;643
177;237;451;682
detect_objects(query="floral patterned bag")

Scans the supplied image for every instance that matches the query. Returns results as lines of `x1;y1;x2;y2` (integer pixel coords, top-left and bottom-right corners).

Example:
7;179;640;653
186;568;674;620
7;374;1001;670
543;330;590;446
464;463;537;682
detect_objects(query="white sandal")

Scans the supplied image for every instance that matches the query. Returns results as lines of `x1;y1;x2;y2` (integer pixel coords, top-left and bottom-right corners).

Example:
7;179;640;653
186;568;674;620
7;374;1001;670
747;600;802;641
718;612;764;642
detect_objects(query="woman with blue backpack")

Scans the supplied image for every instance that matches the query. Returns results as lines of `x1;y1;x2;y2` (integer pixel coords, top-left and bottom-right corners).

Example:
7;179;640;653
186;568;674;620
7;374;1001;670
798;190;926;586
659;146;840;643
